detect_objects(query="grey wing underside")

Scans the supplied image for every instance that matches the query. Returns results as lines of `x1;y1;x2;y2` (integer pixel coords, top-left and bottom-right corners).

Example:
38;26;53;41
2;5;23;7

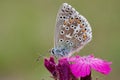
54;4;65;47
54;3;92;55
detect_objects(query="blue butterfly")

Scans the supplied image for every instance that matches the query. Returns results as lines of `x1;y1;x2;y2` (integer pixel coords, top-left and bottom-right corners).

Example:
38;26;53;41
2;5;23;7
50;3;92;58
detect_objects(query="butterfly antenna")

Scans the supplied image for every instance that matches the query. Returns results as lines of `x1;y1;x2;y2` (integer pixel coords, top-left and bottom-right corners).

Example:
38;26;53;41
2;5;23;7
48;49;52;53
36;55;45;62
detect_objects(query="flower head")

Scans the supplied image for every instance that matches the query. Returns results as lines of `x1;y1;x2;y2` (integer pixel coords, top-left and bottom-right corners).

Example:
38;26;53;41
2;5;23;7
44;55;112;80
44;56;58;79
69;55;112;78
44;57;77;80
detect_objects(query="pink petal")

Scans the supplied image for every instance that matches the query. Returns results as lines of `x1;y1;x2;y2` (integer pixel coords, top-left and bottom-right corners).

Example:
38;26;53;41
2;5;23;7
90;58;112;74
44;57;58;77
57;58;71;80
69;55;112;77
70;61;91;77
68;55;81;62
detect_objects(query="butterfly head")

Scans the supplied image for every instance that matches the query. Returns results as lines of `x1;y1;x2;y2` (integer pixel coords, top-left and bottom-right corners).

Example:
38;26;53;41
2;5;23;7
50;48;68;58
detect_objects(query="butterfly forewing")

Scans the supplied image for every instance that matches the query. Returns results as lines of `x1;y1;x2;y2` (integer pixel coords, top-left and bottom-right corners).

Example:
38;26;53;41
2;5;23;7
54;3;92;56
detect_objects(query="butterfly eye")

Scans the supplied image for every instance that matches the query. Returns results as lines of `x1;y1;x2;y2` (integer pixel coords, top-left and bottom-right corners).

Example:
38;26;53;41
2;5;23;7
51;48;55;55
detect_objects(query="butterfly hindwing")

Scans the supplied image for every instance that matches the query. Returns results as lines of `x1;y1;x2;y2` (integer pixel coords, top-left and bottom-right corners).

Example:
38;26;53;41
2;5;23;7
54;3;92;56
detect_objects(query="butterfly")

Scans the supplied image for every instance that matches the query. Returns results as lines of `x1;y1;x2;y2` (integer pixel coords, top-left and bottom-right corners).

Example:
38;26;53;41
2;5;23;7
50;3;92;58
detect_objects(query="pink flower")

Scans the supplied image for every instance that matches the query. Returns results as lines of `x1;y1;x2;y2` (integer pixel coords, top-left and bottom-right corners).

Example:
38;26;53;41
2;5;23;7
69;55;112;78
44;57;77;80
44;57;58;79
44;55;112;80
57;58;77;80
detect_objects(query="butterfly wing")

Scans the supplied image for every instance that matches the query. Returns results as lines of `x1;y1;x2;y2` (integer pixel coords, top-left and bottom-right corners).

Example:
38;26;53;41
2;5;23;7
54;3;92;56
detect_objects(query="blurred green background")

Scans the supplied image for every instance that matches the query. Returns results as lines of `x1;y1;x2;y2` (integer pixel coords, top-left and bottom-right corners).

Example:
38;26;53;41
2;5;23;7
0;0;119;80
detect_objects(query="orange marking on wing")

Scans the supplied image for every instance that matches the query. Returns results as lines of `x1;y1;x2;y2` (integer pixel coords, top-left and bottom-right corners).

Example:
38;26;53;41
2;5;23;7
69;18;74;24
67;23;71;26
74;18;77;22
64;20;70;26
64;21;67;25
77;20;81;24
81;29;86;33
73;18;80;24
83;34;87;40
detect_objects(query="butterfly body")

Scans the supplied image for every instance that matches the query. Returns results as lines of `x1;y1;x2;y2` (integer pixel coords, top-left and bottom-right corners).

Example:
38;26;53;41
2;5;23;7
51;3;92;58
51;41;73;58
51;48;70;58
